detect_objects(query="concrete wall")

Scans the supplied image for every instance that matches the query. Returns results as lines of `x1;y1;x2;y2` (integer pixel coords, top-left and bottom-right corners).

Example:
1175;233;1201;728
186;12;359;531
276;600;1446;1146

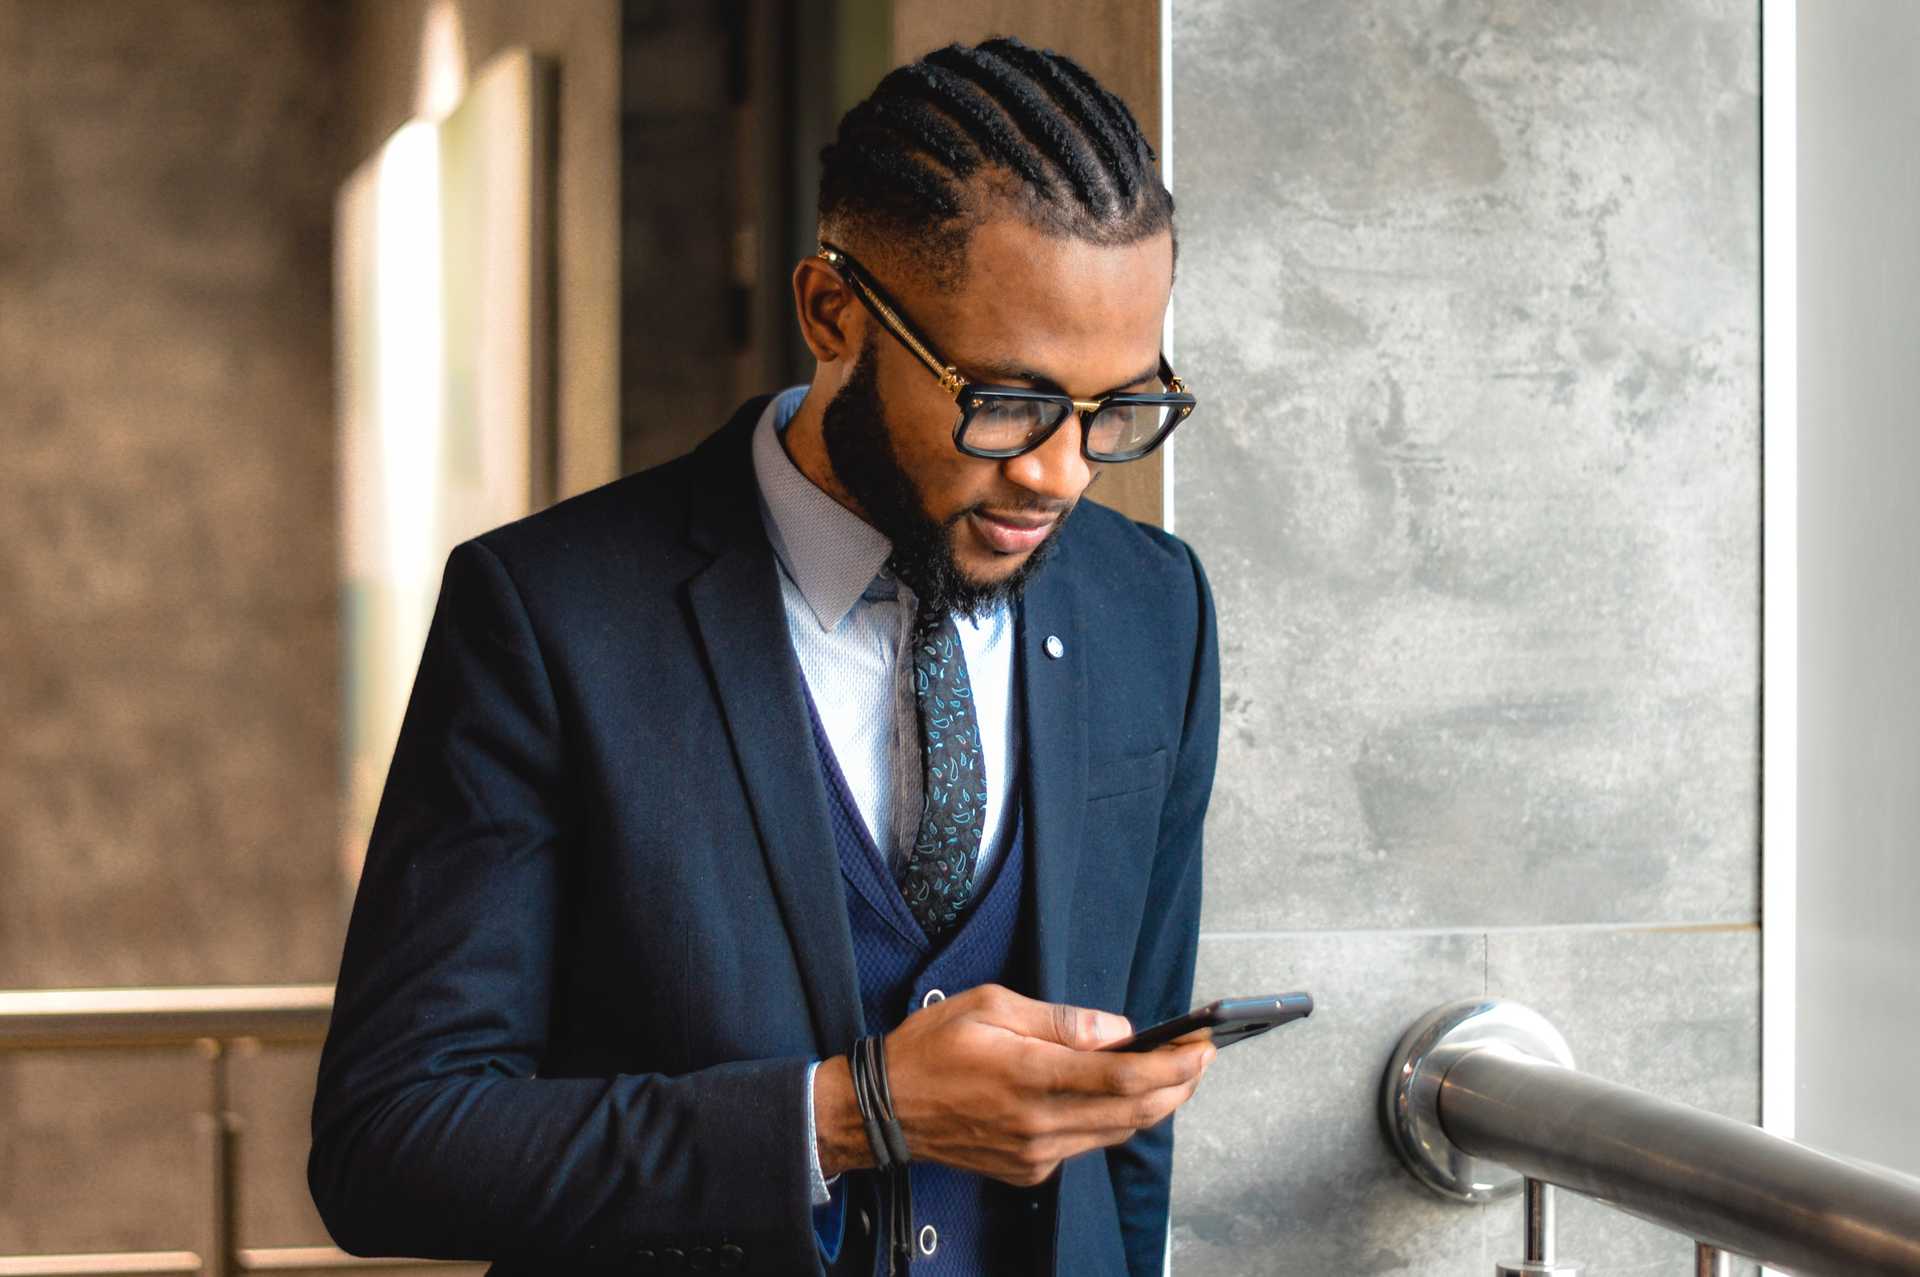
1797;0;1920;1178
1166;3;1761;1273
0;0;346;1253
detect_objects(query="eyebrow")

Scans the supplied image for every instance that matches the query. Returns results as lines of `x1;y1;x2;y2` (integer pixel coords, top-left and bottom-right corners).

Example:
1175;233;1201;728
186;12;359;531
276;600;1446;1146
964;356;1165;400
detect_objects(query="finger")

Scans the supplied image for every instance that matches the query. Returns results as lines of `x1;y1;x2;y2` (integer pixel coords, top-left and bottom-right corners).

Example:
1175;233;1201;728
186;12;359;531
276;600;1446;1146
1063;1075;1205;1139
1087;1039;1212;1095
1166;1039;1216;1075
1028;1041;1197;1112
1131;1067;1210;1127
1044;1127;1140;1161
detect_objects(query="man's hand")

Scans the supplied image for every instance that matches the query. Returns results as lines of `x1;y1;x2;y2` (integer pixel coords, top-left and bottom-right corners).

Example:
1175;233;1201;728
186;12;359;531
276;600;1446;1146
814;984;1215;1186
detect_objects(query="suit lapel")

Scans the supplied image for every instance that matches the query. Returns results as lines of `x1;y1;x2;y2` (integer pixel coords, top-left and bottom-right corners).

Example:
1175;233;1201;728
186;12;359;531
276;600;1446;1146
1017;546;1087;1005
682;409;865;1053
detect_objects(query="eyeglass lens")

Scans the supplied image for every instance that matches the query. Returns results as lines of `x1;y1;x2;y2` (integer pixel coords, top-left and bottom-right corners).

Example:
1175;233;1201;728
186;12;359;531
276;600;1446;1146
960;398;1180;459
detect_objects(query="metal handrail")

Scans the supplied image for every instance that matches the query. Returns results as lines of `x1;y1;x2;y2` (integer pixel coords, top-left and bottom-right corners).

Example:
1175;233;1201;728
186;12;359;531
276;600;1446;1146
1446;1046;1920;1272
1387;999;1920;1276
0;985;334;1049
0;984;460;1277
0;1255;202;1276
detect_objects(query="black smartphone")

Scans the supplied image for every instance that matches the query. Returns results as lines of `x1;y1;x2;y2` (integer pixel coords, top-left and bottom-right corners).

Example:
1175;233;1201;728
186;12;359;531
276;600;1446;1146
1100;992;1313;1053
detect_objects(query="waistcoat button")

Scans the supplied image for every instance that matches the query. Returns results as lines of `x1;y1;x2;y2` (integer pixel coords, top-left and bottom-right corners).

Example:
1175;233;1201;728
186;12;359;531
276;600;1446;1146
918;1224;938;1257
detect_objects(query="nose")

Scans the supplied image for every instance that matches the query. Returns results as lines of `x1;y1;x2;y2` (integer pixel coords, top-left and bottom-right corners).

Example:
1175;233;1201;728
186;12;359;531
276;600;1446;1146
1001;410;1096;503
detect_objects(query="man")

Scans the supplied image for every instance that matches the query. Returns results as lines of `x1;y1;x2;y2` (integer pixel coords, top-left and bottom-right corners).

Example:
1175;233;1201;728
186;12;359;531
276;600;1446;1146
311;36;1220;1277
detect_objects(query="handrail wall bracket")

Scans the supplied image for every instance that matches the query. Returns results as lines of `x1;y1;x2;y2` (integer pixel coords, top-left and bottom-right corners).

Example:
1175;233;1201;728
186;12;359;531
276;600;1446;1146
1381;998;1576;1203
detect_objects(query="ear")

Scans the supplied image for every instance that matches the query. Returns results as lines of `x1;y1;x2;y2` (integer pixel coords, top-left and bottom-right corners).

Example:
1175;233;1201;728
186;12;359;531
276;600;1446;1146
791;256;865;364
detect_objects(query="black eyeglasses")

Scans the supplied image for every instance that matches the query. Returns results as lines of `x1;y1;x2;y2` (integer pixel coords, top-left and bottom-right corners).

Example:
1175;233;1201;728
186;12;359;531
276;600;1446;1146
817;242;1196;463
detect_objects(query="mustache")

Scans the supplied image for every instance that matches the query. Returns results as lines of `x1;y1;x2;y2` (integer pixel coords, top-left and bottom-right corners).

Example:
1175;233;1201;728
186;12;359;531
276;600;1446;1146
948;467;1104;526
945;498;1074;527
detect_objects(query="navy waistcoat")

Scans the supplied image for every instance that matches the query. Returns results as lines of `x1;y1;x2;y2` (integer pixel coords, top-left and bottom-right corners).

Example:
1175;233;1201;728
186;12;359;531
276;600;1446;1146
804;696;1044;1275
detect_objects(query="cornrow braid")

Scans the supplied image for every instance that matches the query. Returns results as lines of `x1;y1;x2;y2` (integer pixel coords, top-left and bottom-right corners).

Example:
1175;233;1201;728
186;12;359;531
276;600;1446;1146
923;44;1109;213
869;97;979;183
1048;52;1160;171
817;35;1174;290
989;40;1139;203
889;62;1058;196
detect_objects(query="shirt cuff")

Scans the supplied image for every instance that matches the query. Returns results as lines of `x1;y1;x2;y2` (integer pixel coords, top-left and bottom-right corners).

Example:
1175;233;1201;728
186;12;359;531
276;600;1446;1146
805;1059;833;1207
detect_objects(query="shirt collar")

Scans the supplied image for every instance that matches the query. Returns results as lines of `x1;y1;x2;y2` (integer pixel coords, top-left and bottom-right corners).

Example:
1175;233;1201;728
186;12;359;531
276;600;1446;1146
751;386;895;632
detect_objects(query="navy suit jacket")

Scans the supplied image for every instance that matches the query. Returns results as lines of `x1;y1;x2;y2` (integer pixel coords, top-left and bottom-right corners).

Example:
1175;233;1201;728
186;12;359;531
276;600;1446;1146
309;398;1221;1275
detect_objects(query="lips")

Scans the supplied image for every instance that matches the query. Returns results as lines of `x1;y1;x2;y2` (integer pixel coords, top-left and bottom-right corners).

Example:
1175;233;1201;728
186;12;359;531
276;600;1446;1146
970;510;1057;554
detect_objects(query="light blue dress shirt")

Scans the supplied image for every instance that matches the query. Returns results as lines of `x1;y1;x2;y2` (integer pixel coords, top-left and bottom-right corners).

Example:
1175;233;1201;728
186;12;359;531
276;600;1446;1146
748;386;1021;1211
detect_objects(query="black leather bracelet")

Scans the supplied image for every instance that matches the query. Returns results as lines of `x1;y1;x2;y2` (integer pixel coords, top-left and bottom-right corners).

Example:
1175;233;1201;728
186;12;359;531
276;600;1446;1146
868;1034;911;1168
850;1037;883;1169
852;1036;912;1170
851;1036;915;1271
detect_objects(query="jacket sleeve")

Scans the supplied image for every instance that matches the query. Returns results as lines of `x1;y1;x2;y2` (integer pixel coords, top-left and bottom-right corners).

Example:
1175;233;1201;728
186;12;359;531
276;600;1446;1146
1105;541;1221;1277
309;540;823;1274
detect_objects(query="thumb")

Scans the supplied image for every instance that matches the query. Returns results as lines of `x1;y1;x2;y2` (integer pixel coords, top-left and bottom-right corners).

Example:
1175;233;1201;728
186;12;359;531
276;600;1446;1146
1042;1000;1133;1050
964;986;1132;1047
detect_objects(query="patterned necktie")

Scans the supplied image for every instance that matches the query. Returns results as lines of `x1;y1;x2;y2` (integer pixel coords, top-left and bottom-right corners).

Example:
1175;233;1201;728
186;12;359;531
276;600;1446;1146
899;603;988;936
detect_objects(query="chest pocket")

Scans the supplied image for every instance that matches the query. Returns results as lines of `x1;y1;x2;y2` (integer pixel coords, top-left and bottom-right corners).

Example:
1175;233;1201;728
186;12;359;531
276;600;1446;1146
1086;747;1169;801
1072;748;1175;1009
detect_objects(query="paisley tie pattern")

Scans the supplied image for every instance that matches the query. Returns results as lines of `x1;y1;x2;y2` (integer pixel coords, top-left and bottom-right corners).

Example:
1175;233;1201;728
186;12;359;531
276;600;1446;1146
900;604;988;936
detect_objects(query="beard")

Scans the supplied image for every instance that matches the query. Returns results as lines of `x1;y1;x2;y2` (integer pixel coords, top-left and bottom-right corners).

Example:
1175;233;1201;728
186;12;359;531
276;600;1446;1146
822;338;1068;620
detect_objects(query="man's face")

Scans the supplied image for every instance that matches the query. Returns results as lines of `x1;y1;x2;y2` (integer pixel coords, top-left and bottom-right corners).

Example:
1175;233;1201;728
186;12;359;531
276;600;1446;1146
822;218;1175;617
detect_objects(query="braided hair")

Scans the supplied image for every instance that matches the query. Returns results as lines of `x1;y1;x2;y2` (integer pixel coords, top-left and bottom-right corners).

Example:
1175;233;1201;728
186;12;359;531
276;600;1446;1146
818;36;1175;289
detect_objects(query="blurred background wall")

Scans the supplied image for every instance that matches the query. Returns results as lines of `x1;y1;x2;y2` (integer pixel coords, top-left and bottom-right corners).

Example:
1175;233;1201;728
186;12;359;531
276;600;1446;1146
343;0;623;500
0;0;348;1253
4;2;1915;1274
0;1;845;1258
0;0;347;993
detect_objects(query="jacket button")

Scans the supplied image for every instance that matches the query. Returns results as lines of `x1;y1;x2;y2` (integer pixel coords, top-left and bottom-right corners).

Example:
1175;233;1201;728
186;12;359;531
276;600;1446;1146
717;1244;745;1271
689;1245;714;1271
858;1208;872;1236
921;988;946;1008
659;1248;687;1272
635;1250;656;1271
918;1224;938;1257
